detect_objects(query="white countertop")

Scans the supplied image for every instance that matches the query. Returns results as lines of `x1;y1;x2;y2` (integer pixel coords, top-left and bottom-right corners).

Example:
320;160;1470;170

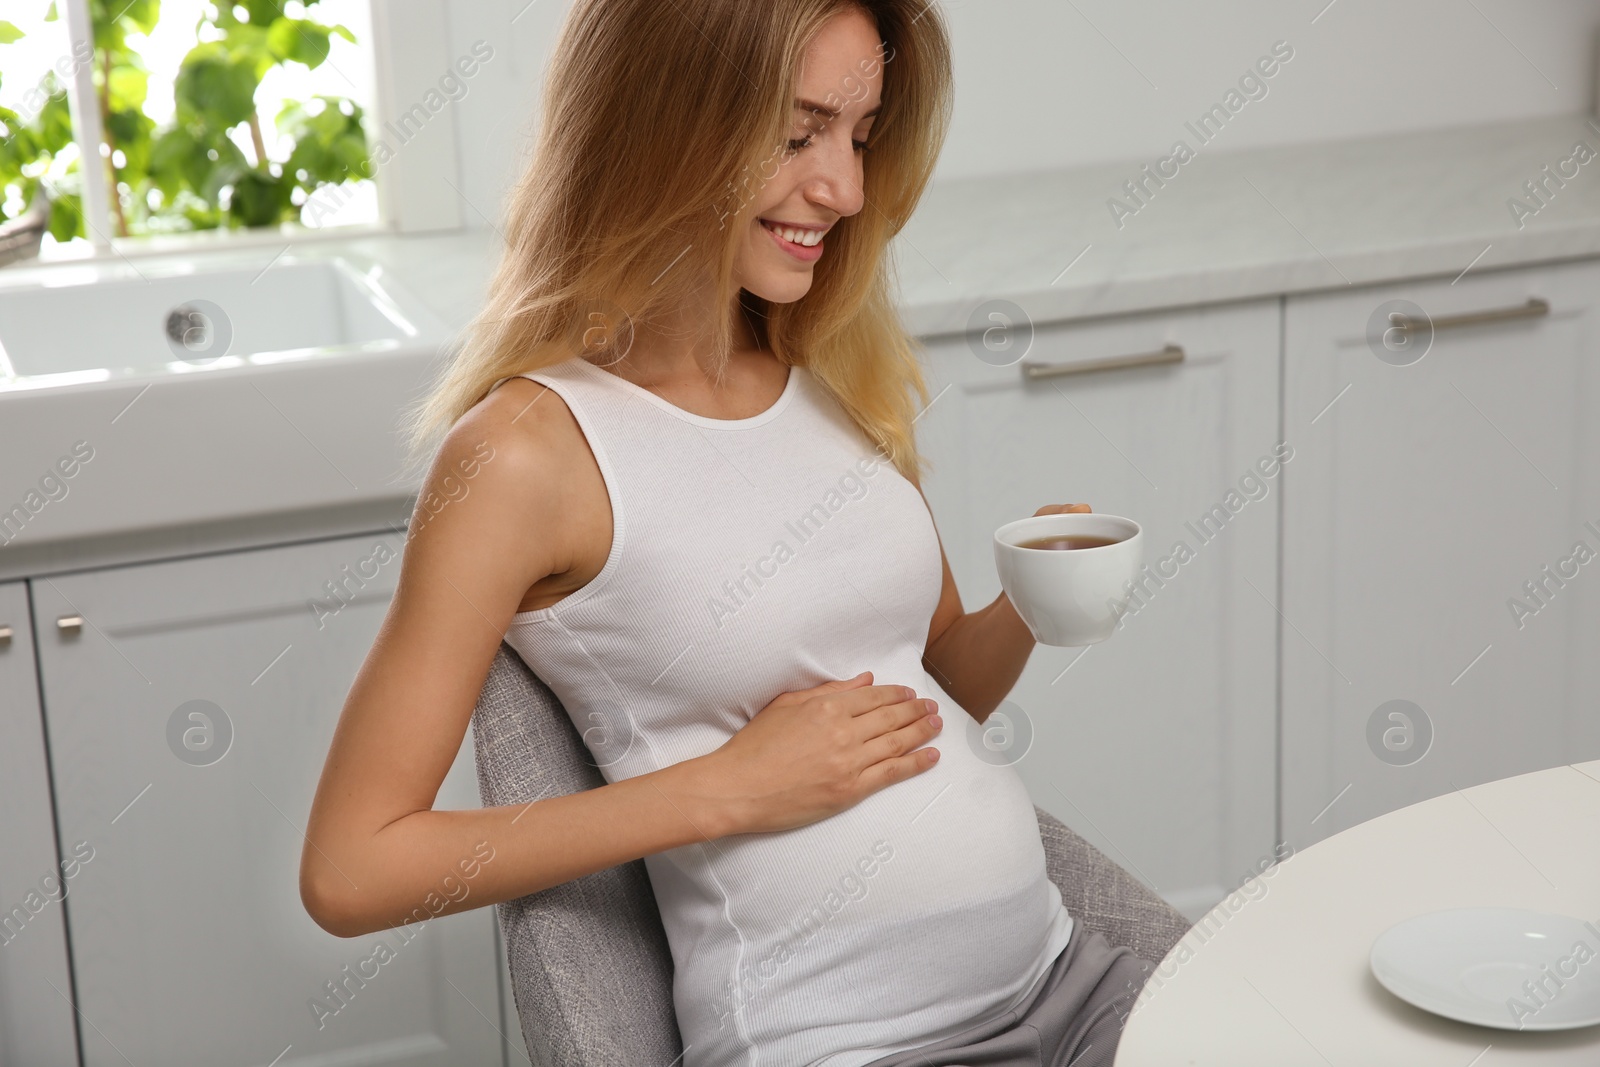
893;111;1600;335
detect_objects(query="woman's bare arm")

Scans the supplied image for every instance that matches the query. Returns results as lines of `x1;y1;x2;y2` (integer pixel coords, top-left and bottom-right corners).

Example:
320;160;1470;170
298;383;734;936
299;380;943;939
917;485;1091;722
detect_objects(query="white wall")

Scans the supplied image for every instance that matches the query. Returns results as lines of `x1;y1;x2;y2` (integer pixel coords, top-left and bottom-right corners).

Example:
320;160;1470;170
435;0;1600;229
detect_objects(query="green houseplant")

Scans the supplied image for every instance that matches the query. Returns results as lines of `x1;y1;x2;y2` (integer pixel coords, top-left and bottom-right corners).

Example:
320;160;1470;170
0;0;371;243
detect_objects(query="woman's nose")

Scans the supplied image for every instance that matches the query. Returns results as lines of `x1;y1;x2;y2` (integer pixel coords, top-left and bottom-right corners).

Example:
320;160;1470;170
804;143;865;219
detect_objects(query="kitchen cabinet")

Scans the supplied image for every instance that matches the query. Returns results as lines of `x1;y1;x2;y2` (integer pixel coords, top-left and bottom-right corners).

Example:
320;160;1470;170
0;580;80;1066
28;533;505;1066
1282;258;1600;849
916;298;1282;918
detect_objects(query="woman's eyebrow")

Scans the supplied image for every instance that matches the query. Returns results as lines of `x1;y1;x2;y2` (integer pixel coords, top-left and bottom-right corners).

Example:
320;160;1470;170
794;97;882;120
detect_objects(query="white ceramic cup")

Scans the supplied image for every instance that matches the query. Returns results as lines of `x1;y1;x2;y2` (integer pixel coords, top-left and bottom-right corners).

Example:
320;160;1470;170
993;513;1143;646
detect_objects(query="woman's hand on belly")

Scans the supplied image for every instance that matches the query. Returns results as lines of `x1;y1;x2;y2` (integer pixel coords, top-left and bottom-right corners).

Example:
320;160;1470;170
696;671;943;836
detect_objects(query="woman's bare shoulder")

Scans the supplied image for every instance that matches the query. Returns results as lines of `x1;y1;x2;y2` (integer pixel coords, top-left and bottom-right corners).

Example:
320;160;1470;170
405;375;612;616
408;377;588;573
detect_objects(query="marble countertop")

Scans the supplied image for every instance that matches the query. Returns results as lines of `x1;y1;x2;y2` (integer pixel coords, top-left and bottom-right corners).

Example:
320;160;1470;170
894;111;1600;335
359;112;1600;341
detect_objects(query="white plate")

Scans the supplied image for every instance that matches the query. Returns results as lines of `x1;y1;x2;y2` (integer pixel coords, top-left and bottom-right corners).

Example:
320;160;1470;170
1370;908;1600;1031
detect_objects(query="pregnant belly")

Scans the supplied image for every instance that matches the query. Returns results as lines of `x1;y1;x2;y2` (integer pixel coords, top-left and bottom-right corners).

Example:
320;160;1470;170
653;668;1071;1061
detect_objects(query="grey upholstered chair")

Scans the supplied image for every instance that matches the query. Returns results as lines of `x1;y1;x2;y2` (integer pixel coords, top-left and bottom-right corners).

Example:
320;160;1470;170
472;642;1191;1067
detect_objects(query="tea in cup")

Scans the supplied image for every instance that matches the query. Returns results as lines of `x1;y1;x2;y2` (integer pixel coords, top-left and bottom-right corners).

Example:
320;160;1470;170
993;513;1143;646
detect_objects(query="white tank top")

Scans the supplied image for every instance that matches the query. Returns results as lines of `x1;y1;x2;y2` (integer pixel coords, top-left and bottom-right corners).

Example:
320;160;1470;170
494;355;1073;1067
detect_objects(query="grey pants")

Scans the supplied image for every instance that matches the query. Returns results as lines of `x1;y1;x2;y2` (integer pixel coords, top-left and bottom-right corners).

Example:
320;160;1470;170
855;928;1154;1067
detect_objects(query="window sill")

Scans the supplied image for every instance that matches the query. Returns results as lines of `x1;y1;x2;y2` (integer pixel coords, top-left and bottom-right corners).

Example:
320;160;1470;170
38;219;416;265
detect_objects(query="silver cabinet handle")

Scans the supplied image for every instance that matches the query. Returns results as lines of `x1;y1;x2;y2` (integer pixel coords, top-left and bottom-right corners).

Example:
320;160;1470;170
1394;297;1549;334
57;615;83;635
0;624;11;645
1021;343;1185;381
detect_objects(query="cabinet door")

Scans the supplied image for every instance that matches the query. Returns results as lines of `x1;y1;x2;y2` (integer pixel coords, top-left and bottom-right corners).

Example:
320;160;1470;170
916;299;1281;918
31;533;505;1067
0;581;79;1066
1283;259;1600;849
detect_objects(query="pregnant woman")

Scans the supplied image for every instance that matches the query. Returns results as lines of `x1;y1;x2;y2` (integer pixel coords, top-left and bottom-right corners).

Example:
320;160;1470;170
301;2;1155;1064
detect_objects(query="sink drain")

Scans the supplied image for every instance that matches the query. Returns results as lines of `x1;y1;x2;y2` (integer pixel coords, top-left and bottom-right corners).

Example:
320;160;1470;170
163;300;233;363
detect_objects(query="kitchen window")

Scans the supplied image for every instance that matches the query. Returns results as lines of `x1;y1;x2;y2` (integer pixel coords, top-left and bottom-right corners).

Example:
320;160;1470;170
0;0;381;258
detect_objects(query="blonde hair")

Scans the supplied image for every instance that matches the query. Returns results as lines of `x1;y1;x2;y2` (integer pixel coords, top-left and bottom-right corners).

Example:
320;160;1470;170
400;0;953;486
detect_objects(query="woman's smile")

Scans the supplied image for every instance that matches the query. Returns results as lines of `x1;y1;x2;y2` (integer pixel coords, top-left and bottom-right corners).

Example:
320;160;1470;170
760;218;829;262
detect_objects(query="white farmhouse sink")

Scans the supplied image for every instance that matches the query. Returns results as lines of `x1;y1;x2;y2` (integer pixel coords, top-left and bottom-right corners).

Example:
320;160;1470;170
0;253;447;384
0;241;470;553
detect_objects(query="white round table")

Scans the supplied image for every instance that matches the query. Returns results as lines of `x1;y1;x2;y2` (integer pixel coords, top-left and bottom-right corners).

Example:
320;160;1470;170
1114;760;1600;1065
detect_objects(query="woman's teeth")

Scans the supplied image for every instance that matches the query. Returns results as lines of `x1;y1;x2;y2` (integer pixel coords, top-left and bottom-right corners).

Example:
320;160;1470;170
762;221;824;247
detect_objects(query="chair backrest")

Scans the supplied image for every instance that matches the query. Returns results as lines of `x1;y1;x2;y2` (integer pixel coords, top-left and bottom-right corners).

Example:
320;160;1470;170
472;643;682;1066
472;641;1191;1066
